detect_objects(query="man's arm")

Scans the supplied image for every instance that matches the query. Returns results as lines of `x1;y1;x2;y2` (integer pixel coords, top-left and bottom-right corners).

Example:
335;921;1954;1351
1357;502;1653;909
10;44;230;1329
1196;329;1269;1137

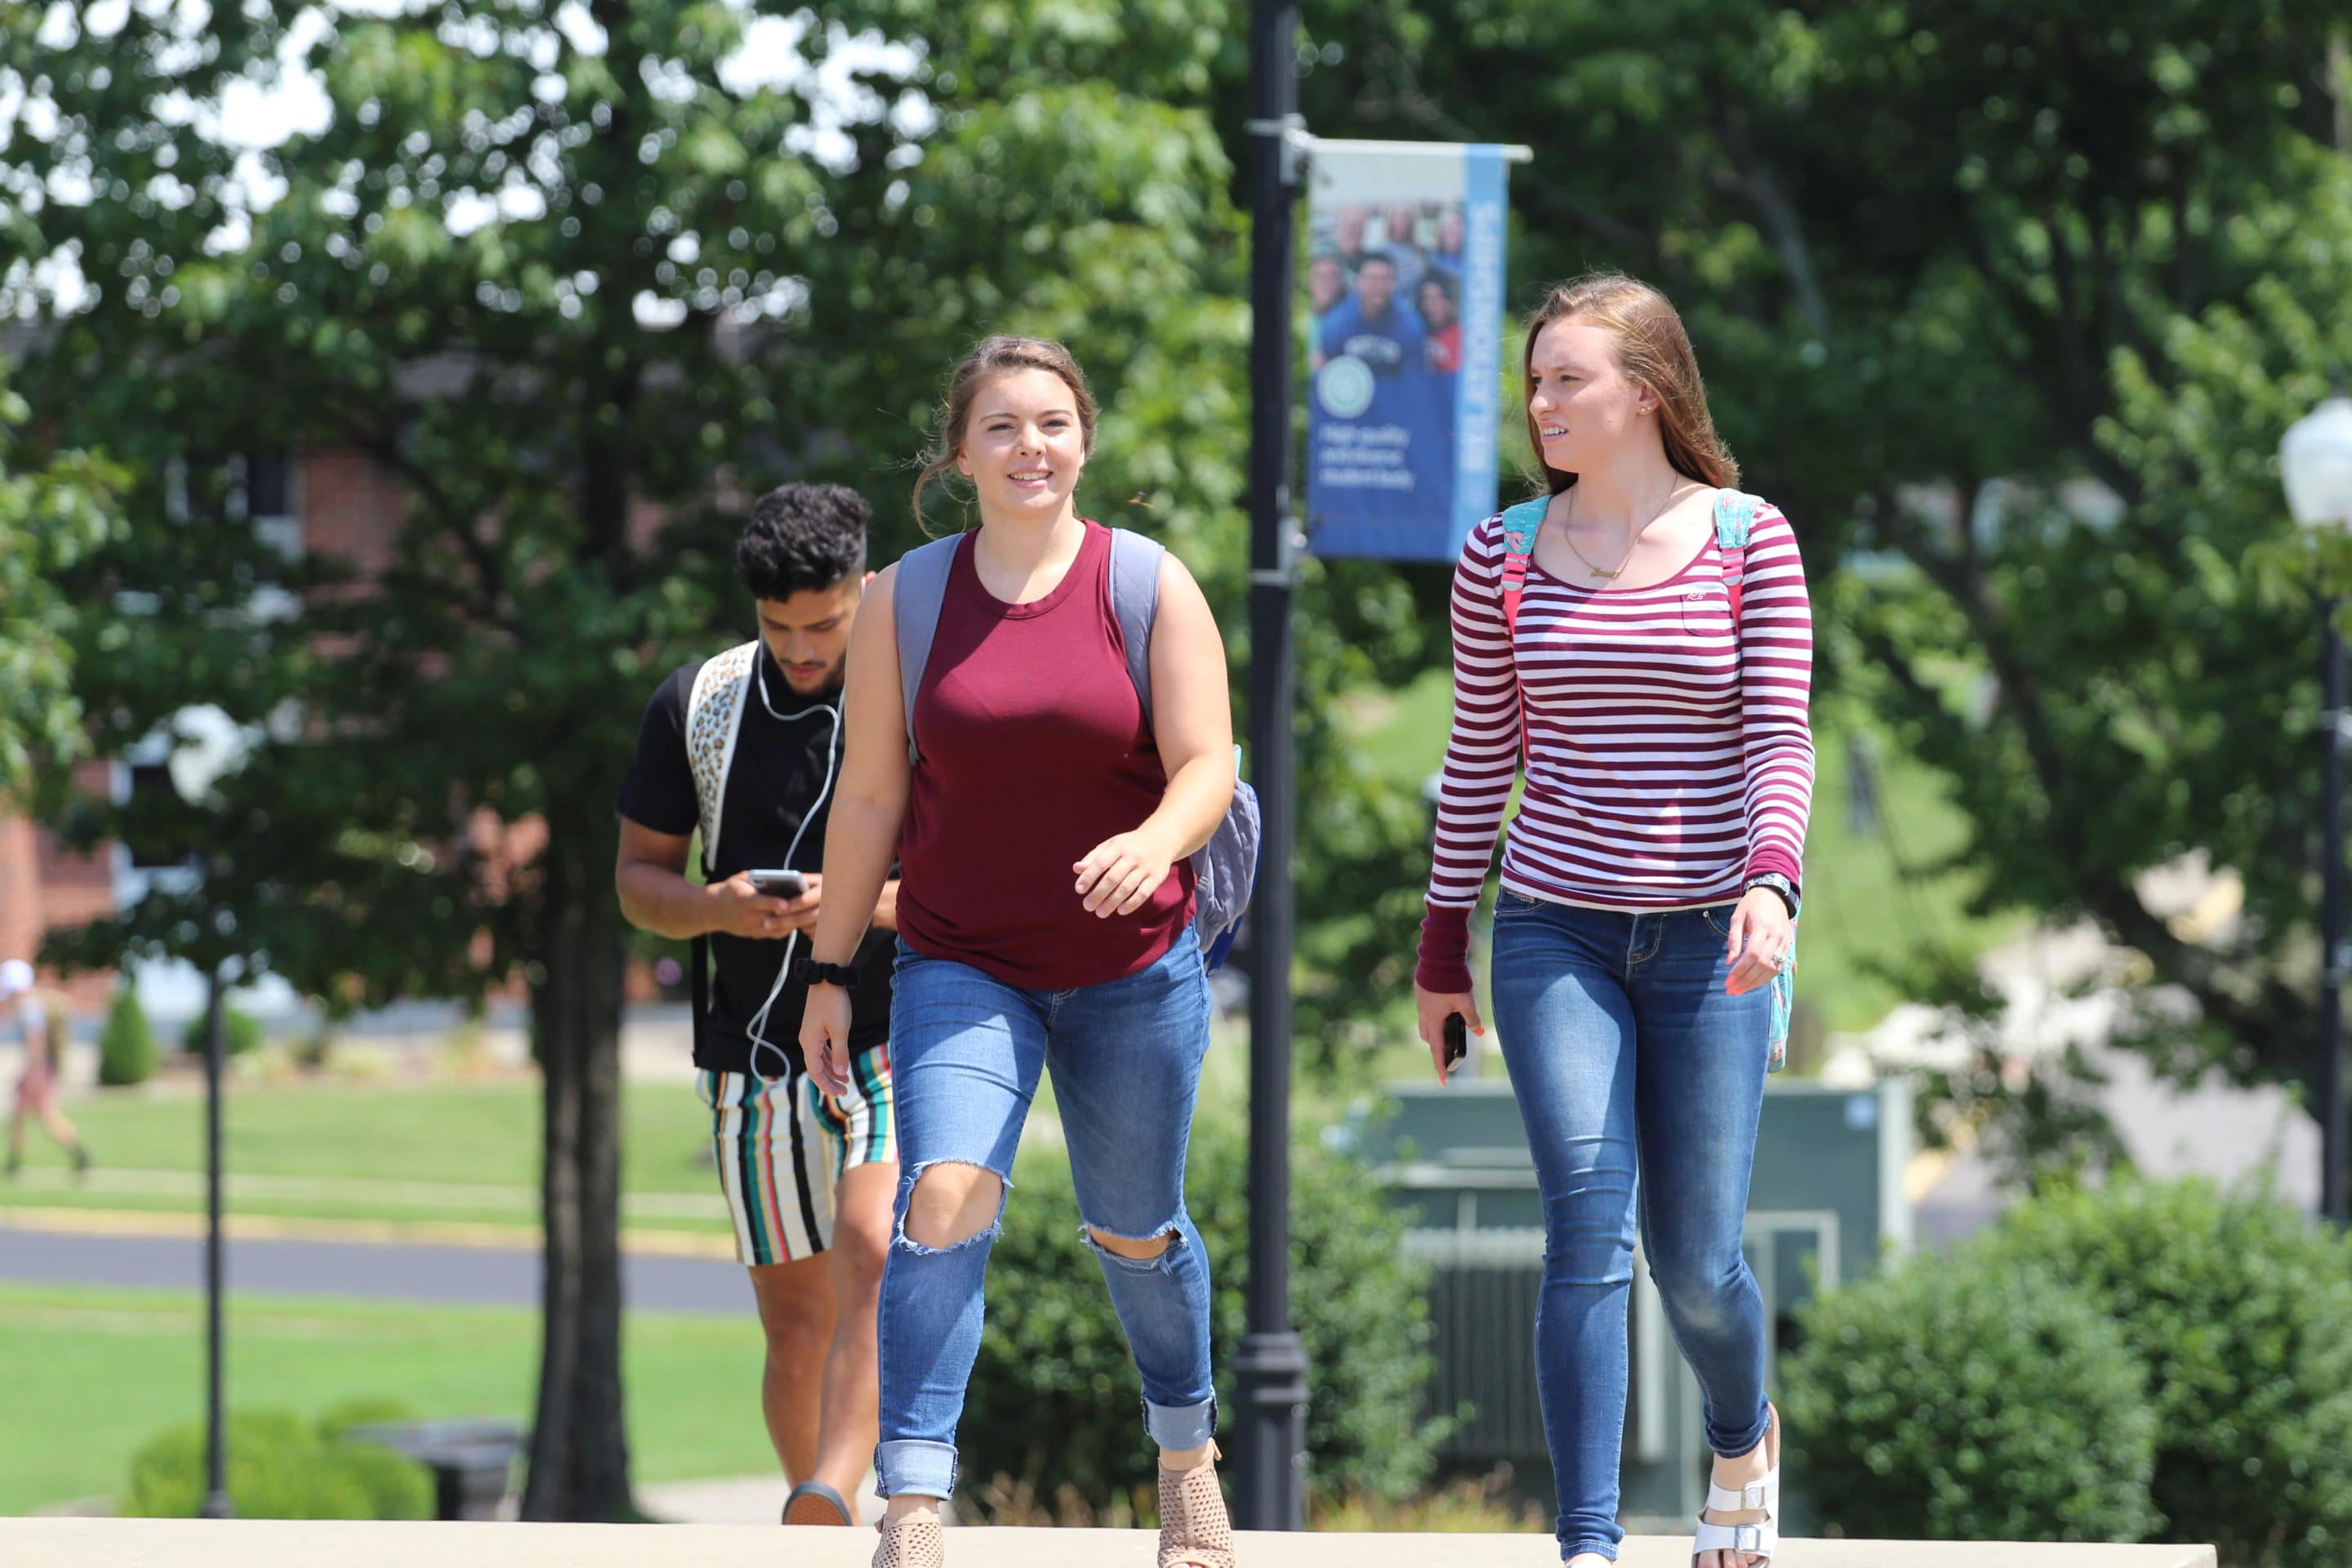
616;817;812;942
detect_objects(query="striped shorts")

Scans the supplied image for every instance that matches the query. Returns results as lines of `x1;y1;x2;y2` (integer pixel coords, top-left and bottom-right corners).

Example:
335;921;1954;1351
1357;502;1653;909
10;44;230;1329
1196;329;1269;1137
697;1045;896;1267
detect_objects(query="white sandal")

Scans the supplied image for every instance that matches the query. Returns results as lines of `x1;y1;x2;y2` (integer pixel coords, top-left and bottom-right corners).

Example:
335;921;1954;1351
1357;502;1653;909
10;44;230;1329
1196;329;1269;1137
1691;1405;1779;1566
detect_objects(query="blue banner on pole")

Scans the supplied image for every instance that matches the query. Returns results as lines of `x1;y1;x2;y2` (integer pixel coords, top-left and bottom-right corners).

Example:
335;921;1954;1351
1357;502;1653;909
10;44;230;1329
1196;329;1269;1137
1304;141;1512;562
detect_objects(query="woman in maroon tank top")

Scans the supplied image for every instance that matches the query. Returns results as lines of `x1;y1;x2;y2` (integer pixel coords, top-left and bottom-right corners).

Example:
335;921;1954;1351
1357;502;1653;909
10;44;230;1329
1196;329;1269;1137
798;337;1238;1568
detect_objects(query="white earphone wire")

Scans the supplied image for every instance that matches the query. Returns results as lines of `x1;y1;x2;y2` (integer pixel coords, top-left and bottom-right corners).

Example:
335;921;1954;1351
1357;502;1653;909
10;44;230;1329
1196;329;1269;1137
742;652;843;1083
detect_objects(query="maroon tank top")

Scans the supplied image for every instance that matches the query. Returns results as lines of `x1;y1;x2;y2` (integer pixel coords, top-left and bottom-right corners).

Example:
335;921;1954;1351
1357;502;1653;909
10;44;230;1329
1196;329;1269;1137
897;519;1196;989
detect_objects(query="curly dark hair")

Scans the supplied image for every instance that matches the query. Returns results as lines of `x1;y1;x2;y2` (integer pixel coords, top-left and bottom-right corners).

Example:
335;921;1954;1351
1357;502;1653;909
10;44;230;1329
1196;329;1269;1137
737;483;869;599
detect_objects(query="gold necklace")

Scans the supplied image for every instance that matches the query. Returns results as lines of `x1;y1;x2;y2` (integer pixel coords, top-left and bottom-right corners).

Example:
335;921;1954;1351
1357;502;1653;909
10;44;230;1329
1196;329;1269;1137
1560;480;1692;581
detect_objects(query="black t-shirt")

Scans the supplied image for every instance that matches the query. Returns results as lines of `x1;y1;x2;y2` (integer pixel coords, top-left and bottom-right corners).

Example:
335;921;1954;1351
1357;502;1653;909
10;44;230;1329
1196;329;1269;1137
617;646;895;1075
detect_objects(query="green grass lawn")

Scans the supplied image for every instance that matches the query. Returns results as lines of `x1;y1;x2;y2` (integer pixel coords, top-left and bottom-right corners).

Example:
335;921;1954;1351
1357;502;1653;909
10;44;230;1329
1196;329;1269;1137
1348;666;2019;1035
0;1027;1284;1232
0;1079;731;1235
0;1282;774;1515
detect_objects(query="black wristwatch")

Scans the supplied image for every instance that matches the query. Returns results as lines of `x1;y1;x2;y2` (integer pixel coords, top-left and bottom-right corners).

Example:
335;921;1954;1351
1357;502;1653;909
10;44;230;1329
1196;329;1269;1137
791;955;860;990
1743;873;1801;920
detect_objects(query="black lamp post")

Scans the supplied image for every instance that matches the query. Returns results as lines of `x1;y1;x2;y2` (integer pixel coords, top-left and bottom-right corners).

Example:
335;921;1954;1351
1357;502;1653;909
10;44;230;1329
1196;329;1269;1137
1235;0;1309;1531
2283;389;2352;1226
198;960;234;1518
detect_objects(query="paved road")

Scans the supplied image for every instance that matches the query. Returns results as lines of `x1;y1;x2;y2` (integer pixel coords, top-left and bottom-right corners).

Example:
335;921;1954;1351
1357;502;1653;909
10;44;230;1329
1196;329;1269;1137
0;1228;751;1314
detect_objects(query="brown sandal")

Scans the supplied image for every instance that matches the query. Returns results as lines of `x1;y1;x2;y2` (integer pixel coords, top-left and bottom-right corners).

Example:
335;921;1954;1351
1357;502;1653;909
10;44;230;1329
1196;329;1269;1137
871;1510;945;1568
1157;1441;1236;1568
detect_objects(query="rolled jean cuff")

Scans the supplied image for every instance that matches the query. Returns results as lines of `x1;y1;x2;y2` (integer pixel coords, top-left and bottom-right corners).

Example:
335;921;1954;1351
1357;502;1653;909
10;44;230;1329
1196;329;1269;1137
1144;1396;1217;1454
875;1439;959;1499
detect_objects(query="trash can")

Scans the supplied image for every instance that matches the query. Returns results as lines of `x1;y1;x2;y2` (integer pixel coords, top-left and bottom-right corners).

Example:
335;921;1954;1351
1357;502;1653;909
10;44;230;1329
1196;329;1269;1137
341;1419;523;1521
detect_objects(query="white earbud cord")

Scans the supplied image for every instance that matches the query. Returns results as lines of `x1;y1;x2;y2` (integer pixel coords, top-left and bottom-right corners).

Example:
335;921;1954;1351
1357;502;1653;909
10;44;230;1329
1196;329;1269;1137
742;654;842;1084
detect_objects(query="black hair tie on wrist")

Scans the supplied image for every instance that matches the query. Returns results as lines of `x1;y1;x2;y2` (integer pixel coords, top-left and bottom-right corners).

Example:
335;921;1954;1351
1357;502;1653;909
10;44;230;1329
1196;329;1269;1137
791;956;860;989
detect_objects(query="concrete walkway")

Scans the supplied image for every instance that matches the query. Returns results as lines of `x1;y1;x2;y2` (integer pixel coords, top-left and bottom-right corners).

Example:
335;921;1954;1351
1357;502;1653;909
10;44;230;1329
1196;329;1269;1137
640;1472;888;1526
0;1519;2219;1566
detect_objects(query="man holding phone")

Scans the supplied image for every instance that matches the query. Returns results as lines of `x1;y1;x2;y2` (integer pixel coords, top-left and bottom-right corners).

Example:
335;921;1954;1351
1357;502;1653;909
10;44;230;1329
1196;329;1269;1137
615;483;898;1527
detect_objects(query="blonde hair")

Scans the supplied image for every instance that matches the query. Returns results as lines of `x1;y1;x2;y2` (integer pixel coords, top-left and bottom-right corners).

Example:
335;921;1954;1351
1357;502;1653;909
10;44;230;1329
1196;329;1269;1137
911;336;1100;534
1521;272;1737;496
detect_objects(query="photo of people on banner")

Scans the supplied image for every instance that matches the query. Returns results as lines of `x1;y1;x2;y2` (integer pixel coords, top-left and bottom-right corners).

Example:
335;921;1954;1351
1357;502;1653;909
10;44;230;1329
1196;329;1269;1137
1305;142;1515;563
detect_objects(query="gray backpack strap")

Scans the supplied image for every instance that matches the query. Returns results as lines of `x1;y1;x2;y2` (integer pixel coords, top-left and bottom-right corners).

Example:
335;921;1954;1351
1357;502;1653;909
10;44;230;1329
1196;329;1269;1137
893;534;966;766
684;641;759;876
1107;528;1166;734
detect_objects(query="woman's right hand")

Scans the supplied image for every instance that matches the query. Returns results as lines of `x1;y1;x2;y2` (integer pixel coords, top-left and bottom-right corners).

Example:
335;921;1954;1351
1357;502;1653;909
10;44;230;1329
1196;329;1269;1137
1414;983;1485;1086
799;985;854;1097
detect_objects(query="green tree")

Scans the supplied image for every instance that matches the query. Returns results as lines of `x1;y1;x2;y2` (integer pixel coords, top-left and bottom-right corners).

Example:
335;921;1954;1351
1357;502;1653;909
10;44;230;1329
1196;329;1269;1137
1280;1;2352;1099
0;359;121;800
831;1;1446;1069
7;0;1259;1519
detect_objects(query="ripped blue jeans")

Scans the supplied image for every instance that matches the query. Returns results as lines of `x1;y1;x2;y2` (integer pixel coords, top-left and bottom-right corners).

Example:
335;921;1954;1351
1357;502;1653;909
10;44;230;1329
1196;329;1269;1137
874;928;1217;1499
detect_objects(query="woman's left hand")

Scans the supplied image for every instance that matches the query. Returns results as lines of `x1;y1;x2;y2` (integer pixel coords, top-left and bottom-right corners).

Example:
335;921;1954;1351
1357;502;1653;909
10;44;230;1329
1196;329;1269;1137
1723;887;1794;996
1075;828;1178;918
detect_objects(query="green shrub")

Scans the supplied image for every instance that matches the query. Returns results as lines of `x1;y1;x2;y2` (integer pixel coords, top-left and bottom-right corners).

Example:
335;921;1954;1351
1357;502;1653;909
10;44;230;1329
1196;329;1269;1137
180;1004;262;1058
122;1408;430;1521
315;1396;417;1441
959;1111;1448;1517
1783;1254;2160;1544
1975;1179;2352;1568
332;1440;436;1521
97;987;157;1088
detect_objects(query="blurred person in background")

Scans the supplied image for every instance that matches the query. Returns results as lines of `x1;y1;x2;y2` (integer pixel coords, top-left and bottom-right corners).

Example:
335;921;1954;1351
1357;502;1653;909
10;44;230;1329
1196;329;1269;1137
1331;204;1371;278
1319;253;1426;381
2;960;93;1179
1432;207;1468;281
1413;272;1813;1568
1377;201;1431;294
1421;272;1463;374
1308;252;1348;372
1308;252;1348;322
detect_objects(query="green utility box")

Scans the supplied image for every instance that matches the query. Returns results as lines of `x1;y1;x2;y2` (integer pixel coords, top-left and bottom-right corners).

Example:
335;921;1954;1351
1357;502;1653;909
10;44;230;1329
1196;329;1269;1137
1348;1076;1912;1534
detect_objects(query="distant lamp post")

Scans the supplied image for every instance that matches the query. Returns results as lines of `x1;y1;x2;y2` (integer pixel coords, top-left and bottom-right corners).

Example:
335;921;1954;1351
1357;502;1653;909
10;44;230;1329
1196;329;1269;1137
198;962;234;1519
162;711;253;1521
2281;390;2352;1227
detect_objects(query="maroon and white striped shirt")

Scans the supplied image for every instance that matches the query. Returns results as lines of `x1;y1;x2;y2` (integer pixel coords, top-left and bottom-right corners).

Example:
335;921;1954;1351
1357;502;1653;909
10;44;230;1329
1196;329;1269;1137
1425;497;1815;918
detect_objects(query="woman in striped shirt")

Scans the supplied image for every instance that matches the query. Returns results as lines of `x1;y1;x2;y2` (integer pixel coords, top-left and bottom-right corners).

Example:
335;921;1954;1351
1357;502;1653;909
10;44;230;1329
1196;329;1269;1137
1414;273;1813;1568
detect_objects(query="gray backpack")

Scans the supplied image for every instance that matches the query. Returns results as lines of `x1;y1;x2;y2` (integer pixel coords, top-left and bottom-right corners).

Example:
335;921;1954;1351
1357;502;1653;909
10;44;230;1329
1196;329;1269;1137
893;528;1260;971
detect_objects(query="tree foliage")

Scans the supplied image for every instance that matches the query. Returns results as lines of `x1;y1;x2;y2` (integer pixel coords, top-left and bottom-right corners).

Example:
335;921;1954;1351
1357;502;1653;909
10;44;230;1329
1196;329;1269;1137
0;359;121;801
2;0;1284;1517
1286;0;2352;1095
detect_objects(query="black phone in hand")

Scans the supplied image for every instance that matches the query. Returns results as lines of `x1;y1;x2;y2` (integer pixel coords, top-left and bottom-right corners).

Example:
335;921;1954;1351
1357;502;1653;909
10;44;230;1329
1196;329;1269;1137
1443;1013;1468;1071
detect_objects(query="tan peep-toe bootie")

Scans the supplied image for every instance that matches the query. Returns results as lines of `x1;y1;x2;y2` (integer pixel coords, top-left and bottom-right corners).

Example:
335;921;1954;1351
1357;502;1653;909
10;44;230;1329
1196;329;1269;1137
1157;1441;1236;1568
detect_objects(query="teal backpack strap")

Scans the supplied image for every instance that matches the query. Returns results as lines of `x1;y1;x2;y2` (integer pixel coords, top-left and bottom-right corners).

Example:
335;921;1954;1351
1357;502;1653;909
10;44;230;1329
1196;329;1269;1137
1713;489;1762;624
1496;497;1547;634
1711;488;1797;1072
1495;498;1548;768
893;534;966;766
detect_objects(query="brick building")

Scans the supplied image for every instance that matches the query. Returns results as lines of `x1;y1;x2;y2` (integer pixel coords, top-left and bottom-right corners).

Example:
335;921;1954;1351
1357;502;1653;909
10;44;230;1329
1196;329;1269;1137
6;448;443;1021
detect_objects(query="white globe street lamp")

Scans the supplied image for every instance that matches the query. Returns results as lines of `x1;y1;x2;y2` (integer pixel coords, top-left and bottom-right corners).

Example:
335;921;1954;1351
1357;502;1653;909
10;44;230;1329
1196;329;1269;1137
2281;391;2352;1227
2283;394;2352;531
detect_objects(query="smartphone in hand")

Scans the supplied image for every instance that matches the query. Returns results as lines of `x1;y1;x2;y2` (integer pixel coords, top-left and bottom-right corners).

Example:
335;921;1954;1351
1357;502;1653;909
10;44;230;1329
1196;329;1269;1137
746;869;807;899
1443;1013;1468;1071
